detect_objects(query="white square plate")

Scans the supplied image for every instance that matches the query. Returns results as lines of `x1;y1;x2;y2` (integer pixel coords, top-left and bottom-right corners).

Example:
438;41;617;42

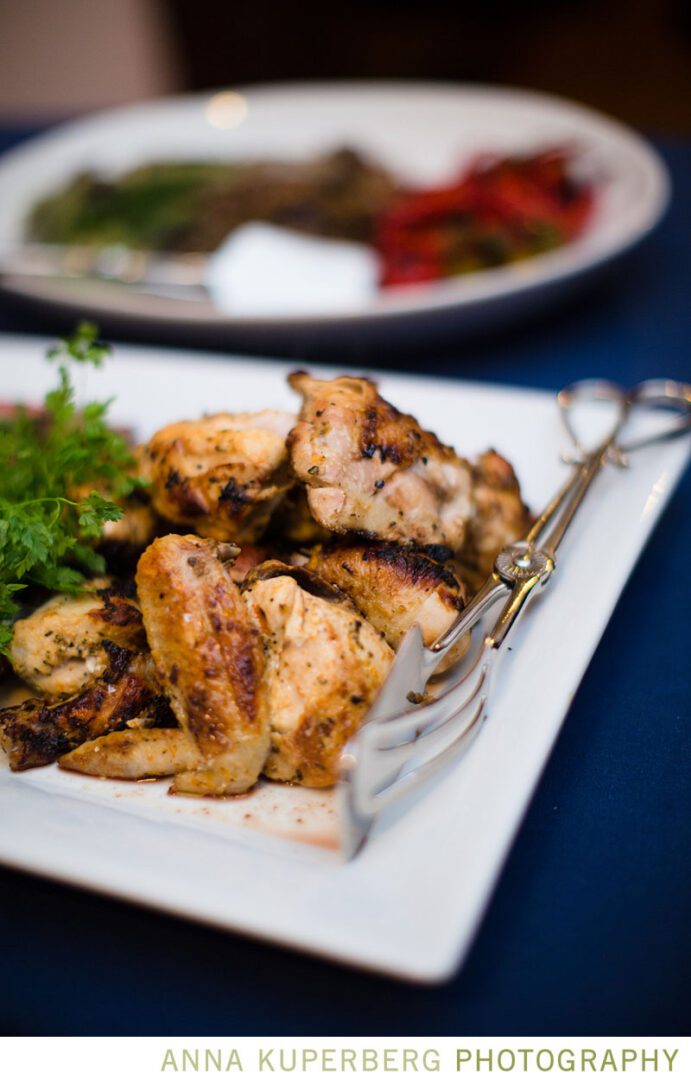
0;335;688;982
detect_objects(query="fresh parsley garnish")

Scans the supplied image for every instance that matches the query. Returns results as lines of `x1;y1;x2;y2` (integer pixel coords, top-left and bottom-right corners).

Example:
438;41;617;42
46;319;111;367
0;324;139;653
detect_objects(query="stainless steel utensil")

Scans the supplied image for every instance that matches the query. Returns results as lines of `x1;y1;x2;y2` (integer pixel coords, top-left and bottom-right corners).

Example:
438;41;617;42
340;378;691;858
0;244;208;300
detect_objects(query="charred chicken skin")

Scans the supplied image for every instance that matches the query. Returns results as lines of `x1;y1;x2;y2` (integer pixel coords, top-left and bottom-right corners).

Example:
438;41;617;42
242;563;393;787
8;580;145;697
0;643;164;771
305;542;467;652
142;410;295;543
288;372;474;550
135;534;269;795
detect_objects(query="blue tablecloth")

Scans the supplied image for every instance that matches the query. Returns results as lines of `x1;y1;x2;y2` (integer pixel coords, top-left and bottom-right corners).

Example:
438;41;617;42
0;126;689;1036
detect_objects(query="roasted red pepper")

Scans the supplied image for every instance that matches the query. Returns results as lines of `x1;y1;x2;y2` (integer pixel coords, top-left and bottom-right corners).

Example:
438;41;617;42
375;147;595;287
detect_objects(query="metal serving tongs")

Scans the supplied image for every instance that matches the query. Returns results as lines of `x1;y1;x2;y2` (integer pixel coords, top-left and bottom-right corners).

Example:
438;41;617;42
339;378;691;858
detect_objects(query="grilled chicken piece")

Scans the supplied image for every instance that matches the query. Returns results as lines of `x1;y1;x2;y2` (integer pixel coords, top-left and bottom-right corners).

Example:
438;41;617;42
288;372;474;549
0;643;163;771
305;543;468;651
243;562;393;787
8;580;145;697
59;728;198;780
136;534;269;795
465;450;531;576
142;410;295;542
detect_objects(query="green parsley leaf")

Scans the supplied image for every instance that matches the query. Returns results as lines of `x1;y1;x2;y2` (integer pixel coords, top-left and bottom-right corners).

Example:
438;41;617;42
0;325;136;654
46;320;111;367
78;491;125;539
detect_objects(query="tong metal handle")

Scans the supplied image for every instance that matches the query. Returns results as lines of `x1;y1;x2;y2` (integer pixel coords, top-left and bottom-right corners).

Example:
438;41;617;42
434;377;691;661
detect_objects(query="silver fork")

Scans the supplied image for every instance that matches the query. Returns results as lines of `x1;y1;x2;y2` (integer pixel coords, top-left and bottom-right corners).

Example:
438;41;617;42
339;377;691;858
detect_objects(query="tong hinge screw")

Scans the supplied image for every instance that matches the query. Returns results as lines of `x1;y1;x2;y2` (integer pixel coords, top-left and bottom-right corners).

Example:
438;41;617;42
495;544;553;583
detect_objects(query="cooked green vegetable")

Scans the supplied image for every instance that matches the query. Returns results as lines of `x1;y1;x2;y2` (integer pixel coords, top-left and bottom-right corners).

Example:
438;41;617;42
28;163;239;250
26;151;398;252
0;323;139;653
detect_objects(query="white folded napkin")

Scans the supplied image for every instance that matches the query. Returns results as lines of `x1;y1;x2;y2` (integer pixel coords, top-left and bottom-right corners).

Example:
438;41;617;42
205;222;379;316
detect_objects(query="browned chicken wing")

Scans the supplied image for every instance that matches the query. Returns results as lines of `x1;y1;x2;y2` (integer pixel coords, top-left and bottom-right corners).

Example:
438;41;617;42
305;542;468;651
8;580;145;697
59;727;198;780
0;643;163;771
288;372;474;549
135;534;269;795
142;410;295;542
243;562;393;787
